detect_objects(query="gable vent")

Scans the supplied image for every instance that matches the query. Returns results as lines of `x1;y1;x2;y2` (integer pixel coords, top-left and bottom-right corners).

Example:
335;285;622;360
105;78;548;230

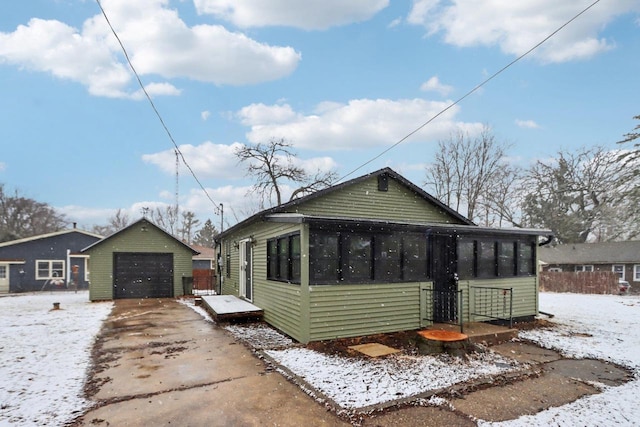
378;174;388;192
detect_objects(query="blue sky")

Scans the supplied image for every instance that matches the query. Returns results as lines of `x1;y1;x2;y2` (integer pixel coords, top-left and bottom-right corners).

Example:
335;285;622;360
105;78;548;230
1;0;639;230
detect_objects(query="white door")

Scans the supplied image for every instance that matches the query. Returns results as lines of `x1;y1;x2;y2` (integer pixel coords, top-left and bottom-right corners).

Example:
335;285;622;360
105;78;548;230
0;264;9;293
239;240;253;301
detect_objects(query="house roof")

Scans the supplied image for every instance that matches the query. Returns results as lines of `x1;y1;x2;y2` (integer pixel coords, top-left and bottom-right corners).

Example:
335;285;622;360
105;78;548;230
81;217;200;254
266;213;552;237
538;241;640;264
0;228;103;248
191;245;216;260
216;167;475;240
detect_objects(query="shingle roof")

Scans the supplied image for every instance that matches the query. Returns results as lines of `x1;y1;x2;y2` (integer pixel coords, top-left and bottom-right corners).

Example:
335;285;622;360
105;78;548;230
539;241;640;264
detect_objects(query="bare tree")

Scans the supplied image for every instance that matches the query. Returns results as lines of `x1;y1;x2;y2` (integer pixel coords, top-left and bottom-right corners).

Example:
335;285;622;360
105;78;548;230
91;208;130;236
150;205;179;235
177;210;201;244
235;138;338;207
424;126;519;225
522;146;625;243
0;184;67;242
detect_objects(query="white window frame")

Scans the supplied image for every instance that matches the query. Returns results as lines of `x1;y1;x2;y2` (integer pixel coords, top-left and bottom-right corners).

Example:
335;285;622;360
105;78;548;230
0;264;7;279
612;265;625;280
548;267;563;272
634;265;640;282
85;258;90;282
36;260;65;280
575;265;594;272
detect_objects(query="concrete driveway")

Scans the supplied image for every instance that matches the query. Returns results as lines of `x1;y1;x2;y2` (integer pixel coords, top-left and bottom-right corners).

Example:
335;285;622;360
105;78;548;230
73;299;349;427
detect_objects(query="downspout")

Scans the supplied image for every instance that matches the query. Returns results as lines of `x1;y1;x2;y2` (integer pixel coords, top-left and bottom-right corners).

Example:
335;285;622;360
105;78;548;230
66;249;71;285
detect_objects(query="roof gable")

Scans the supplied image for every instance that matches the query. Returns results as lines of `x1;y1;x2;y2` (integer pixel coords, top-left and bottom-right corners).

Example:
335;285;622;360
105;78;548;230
218;168;475;238
82;218;199;254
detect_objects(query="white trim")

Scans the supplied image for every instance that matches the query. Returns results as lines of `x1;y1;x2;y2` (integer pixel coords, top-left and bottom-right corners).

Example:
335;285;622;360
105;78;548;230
612;264;625;280
35;259;66;281
634;265;640;282
0;229;103;248
238;239;253;302
0;263;8;293
575;265;594;272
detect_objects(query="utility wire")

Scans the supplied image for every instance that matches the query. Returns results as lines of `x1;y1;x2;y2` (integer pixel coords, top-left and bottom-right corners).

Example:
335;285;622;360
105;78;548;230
338;0;602;183
96;0;222;216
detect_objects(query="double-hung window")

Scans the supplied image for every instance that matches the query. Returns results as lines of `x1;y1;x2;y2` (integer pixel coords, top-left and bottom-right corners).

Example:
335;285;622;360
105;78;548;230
267;233;301;283
612;265;625;280
36;260;65;280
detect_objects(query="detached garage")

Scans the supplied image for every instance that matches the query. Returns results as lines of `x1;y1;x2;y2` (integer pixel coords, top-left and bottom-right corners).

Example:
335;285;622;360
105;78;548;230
83;218;198;301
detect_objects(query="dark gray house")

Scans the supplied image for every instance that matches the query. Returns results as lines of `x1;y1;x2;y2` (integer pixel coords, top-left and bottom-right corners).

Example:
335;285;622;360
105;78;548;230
0;228;103;293
539;241;640;284
216;168;552;343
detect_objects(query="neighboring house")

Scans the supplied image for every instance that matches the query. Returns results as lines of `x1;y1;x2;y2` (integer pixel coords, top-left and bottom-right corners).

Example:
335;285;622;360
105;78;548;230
191;245;216;270
539;241;640;284
0;227;103;293
216;168;552;344
82;218;199;301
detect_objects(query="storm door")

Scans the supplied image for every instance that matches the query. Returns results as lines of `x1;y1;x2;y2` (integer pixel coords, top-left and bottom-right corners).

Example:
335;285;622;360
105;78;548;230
431;234;458;323
239;239;253;301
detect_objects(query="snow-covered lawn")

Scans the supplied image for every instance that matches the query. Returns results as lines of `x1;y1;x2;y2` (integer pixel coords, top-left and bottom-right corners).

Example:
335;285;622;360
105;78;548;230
1;292;638;426
219;293;640;425
0;291;112;426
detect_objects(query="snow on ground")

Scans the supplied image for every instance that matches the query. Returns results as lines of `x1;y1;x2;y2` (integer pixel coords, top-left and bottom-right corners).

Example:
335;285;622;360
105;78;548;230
483;293;640;427
2;292;638;426
0;291;112;427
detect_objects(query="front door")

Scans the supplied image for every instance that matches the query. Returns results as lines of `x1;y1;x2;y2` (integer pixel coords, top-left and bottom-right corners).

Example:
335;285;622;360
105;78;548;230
239;240;253;301
431;234;458;322
0;263;9;293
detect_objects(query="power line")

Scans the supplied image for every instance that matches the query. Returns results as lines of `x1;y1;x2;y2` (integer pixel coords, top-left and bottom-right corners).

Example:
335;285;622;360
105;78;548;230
338;0;602;183
95;0;222;216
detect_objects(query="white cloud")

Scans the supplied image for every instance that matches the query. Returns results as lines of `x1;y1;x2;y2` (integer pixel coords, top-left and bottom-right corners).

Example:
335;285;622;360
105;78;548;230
237;98;480;150
420;75;453;96
142;141;244;179
201;110;211;121
407;0;640;63
193;0;389;30
0;0;300;98
516;119;541;129
0;162;5;172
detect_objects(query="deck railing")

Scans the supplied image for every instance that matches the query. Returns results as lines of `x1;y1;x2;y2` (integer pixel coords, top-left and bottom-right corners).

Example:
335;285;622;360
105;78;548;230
470;286;513;328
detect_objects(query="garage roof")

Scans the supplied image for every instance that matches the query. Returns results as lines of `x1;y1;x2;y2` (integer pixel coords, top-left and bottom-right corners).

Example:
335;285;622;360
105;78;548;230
81;217;200;254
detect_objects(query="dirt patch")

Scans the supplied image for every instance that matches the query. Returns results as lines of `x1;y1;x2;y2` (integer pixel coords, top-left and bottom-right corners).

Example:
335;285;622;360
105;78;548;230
306;330;420;358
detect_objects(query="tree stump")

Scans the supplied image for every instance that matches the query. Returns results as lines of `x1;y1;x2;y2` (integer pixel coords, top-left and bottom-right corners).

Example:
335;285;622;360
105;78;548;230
417;330;469;356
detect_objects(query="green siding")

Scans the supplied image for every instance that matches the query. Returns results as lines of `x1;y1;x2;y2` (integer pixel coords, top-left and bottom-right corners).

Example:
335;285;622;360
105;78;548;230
87;223;194;301
459;277;538;322
291;176;462;224
307;282;427;342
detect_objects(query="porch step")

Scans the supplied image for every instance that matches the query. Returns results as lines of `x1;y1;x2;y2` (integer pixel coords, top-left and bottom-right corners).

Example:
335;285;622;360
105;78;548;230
428;322;518;346
201;295;264;322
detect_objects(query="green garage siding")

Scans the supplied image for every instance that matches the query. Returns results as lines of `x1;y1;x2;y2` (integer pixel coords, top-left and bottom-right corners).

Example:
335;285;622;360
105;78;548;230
85;219;195;301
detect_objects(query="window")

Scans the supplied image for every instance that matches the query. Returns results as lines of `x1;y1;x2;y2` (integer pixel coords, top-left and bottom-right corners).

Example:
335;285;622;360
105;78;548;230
267;233;301;283
457;239;475;279
575;265;594;272
0;265;6;279
612;265;625;280
374;234;401;281
634;265;640;282
477;241;497;278
458;237;535;279
498;242;516;277
402;233;428;281
309;229;430;284
225;241;231;278
518;241;535;276
548;267;563;272
36;260;65;280
345;234;373;281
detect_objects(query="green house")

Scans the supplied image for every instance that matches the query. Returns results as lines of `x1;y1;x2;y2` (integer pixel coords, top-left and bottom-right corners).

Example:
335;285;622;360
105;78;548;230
216;168;552;344
83;218;198;301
